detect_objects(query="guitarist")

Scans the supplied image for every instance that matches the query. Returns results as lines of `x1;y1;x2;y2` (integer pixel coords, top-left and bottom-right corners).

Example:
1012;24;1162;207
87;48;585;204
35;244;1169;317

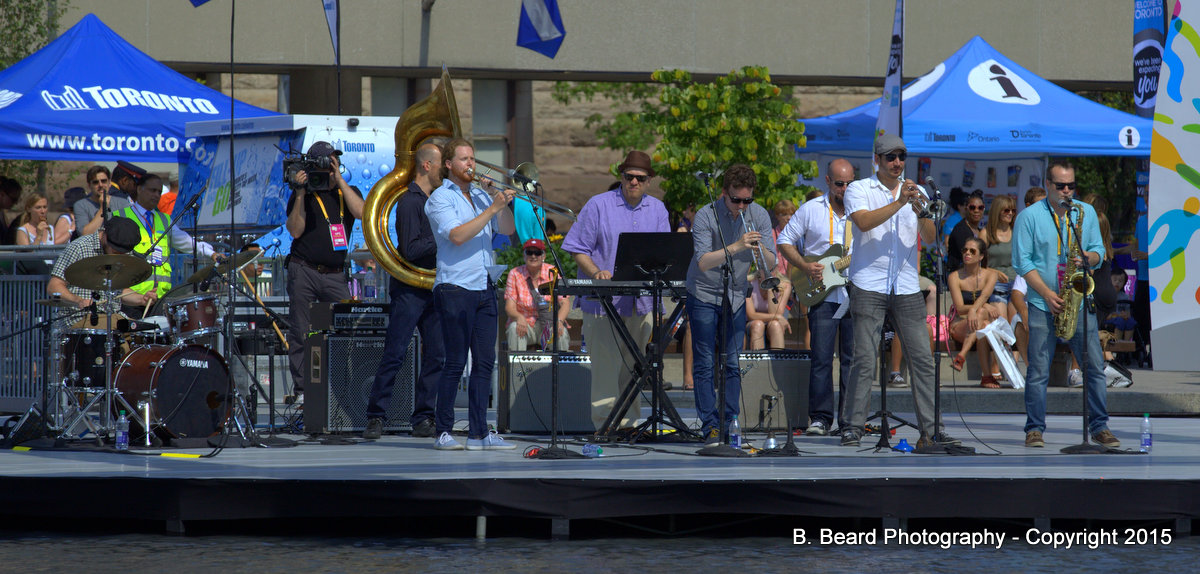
777;158;856;437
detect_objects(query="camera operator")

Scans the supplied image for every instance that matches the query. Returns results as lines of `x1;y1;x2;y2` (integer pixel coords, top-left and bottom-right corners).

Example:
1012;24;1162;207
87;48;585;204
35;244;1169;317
283;141;365;404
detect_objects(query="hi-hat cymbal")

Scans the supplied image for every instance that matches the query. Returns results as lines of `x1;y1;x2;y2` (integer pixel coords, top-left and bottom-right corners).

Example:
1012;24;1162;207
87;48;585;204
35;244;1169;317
64;254;152;291
35;297;79;309
185;249;262;285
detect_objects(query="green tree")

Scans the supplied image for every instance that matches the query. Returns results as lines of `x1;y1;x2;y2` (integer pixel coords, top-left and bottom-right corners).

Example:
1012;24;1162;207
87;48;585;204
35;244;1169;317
554;66;817;213
0;1;71;194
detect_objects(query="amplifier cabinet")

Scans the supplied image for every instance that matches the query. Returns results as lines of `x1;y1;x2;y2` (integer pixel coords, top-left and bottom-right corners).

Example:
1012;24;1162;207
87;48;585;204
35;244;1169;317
305;331;419;434
737;350;811;431
499;352;595;434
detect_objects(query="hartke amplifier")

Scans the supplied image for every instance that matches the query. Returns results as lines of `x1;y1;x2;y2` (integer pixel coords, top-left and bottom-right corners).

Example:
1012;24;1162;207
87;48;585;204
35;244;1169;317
737;350;811;431
305;331;420;434
499;352;595;434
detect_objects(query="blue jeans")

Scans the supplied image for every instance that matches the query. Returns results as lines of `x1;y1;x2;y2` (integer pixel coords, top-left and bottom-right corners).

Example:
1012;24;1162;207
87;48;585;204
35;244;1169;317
807;299;854;429
1024;307;1109;434
688;297;746;434
844;285;940;438
433;284;498;439
366;277;444;425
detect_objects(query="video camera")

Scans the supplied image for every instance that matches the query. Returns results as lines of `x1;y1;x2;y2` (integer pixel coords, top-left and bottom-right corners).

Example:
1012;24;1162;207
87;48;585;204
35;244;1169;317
283;150;334;192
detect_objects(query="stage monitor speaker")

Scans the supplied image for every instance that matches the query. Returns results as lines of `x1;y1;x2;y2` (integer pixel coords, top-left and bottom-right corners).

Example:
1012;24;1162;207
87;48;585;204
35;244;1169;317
305;331;419;434
499;352;594;434
737;350;811;432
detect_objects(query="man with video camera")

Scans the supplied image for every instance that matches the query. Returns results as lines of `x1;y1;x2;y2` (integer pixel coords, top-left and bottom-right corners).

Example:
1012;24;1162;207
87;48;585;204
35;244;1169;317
283;141;365;404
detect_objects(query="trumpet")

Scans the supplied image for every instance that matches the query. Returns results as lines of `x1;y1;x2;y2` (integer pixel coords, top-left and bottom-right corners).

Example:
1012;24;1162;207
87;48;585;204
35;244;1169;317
909;188;949;220
740;211;780;292
467;160;577;221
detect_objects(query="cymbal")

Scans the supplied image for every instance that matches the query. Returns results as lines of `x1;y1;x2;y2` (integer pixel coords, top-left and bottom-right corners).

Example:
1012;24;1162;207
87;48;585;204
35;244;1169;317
35;297;79;309
185;250;262;285
64;254;152;291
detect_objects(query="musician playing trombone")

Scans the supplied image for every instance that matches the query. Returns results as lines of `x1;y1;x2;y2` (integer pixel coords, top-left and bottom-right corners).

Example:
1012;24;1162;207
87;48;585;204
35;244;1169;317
777;157;856;437
685;164;776;446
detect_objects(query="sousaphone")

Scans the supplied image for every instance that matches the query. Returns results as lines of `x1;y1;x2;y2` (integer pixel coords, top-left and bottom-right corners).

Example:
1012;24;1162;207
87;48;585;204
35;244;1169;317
362;69;461;289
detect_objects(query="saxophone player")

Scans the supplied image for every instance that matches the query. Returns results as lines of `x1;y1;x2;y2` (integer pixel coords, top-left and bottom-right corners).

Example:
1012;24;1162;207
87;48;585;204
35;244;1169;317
1012;161;1118;449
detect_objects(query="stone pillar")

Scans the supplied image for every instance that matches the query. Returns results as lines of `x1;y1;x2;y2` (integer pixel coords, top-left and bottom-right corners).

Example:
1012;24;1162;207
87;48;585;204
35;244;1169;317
289;68;362;115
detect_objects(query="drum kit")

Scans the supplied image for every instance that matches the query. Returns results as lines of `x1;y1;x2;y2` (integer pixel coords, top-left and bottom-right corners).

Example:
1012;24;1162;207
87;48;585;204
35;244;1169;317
32;250;264;447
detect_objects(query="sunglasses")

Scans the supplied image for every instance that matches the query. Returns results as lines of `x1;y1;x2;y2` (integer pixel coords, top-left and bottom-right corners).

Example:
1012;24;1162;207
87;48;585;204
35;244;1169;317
623;174;649;183
882;152;908;163
967;205;985;211
1051;181;1077;191
831;180;851;188
1002;208;1016;214
90;179;109;185
963;248;980;255
524;249;544;256
728;196;755;205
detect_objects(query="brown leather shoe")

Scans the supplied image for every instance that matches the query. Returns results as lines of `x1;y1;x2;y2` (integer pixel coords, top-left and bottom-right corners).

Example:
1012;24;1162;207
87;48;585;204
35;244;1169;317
1091;429;1120;448
1025;430;1044;447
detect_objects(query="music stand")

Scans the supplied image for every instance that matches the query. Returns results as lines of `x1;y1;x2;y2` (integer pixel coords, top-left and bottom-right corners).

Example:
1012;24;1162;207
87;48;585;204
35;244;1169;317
598;232;695;443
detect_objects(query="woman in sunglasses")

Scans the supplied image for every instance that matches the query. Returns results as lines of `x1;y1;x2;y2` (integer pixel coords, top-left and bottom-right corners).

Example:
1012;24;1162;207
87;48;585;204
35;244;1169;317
946;191;986;273
948;237;1009;387
504;238;571;352
981;195;1018;302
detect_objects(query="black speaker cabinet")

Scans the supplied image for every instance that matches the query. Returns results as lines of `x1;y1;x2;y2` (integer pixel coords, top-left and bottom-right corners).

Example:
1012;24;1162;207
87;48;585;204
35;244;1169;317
499;352;594;434
737;350;811;431
305;331;419;434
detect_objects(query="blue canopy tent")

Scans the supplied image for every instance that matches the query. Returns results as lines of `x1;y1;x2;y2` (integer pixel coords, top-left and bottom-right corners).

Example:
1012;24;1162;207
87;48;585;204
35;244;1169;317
0;14;276;164
803;35;1151;158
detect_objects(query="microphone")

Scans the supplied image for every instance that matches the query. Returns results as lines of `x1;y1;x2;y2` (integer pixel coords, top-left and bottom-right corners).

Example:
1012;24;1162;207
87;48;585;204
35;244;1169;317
924;176;941;198
182;192;202;213
89;303;98;327
694;171;713;185
509;170;535;185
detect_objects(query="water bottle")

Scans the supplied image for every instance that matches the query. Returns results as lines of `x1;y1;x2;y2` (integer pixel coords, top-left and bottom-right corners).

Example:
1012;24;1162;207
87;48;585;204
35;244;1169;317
1140;413;1153;453
729;415;742;449
363;268;378;302
582;443;603;458
579;334;587;354
115;410;129;451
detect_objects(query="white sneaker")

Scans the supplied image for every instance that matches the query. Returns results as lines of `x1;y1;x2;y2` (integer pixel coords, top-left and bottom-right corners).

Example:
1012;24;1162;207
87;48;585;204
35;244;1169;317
1068;368;1083;387
466;431;516;450
805;421;829;436
433;432;464;450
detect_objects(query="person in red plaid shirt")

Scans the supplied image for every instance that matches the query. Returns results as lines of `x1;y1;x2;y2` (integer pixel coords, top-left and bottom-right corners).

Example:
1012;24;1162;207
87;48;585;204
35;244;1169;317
504;238;571;351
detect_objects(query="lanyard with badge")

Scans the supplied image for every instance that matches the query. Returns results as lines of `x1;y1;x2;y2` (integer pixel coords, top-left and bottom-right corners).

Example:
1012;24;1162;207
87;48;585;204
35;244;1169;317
1046;198;1073;288
315;189;348;251
143;209;165;266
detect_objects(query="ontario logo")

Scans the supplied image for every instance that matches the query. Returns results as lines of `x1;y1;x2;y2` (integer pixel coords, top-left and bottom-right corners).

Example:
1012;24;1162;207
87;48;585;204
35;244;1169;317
0;89;22;110
966;60;1041;106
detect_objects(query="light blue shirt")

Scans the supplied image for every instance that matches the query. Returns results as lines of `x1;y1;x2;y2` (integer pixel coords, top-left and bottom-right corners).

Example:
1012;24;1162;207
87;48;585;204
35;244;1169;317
1012;198;1104;314
512;196;546;244
425;179;500;290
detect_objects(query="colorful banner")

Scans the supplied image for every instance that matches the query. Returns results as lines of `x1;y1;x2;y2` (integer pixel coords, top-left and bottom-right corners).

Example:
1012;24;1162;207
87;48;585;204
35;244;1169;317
1147;0;1200;371
1134;0;1165;289
875;0;904;143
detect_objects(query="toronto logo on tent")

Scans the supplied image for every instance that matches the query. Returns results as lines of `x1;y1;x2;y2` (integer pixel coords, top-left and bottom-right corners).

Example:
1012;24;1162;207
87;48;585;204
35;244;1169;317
0;89;21;110
41;86;89;111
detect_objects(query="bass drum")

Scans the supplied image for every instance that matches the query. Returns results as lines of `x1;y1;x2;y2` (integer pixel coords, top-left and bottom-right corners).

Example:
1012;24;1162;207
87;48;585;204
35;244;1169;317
114;345;230;439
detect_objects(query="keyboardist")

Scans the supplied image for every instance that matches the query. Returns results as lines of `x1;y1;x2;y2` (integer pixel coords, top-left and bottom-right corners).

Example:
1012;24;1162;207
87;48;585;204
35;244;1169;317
561;151;671;431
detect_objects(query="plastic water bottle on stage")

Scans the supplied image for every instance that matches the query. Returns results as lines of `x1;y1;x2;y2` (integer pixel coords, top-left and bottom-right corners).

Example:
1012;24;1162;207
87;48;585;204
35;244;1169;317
729;416;742;449
115;411;129;451
1141;413;1153;453
363;268;378;301
582;444;603;458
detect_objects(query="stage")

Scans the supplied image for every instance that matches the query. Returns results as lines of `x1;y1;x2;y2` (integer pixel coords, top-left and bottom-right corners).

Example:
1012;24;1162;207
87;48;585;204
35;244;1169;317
1;405;1197;538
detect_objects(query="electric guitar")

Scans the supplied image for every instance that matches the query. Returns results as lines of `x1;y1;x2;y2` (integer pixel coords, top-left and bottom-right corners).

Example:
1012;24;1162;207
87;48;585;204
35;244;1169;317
790;244;851;307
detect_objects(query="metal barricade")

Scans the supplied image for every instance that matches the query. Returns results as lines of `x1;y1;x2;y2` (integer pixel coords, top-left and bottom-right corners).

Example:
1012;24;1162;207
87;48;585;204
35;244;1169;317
0;274;49;413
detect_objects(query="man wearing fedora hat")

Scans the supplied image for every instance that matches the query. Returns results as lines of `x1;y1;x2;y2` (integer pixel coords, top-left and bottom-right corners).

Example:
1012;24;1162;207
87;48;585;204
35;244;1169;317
562;150;671;432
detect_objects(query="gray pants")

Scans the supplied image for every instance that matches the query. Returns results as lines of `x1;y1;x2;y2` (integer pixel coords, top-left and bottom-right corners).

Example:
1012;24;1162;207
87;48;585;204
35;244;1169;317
286;260;350;394
843;284;942;438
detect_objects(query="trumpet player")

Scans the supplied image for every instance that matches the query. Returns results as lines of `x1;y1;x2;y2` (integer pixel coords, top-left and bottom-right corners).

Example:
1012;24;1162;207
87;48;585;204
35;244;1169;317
840;135;956;449
685;164;775;446
1012;161;1117;449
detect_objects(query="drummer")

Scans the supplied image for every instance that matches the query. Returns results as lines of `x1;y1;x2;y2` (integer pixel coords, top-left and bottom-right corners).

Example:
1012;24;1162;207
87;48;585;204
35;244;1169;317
46;217;156;312
115;173;221;306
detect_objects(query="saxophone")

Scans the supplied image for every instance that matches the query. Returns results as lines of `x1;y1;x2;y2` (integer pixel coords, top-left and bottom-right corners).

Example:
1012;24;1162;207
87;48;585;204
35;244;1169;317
1054;208;1095;339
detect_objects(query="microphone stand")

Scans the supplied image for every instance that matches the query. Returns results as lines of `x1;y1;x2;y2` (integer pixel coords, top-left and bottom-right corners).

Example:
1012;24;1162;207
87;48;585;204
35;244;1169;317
696;172;749;457
527;183;586;459
1059;202;1110;454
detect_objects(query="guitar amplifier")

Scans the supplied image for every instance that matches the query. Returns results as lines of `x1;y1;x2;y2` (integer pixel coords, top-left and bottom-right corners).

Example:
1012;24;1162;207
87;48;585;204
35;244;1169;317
304;331;420;434
309;302;391;332
737;350;811;431
499;352;595;434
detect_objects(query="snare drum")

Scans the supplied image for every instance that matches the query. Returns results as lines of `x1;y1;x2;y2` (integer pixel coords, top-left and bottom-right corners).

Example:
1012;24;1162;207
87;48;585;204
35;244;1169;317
167;293;222;340
113;344;230;439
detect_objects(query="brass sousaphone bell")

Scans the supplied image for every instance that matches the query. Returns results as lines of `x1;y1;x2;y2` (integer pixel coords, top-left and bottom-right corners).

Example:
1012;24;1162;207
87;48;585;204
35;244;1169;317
362;69;462;289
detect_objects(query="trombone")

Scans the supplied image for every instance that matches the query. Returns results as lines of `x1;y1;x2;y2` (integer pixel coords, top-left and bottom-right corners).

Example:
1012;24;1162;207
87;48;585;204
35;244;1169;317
467;160;577;221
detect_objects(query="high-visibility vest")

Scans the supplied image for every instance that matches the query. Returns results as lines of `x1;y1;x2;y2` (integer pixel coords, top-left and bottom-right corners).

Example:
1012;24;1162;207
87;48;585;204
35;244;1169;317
118;206;172;298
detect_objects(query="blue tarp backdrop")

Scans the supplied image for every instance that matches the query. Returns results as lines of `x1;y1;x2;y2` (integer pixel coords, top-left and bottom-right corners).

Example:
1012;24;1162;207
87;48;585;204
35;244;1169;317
803;36;1152;157
0;14;276;164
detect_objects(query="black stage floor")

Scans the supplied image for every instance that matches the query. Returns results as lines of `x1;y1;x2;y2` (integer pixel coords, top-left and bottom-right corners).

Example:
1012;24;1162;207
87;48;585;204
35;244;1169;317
1;411;1197;538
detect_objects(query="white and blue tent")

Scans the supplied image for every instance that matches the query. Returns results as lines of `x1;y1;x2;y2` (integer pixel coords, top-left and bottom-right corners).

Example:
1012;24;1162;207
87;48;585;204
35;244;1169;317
0;14;276;164
800;36;1150;202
